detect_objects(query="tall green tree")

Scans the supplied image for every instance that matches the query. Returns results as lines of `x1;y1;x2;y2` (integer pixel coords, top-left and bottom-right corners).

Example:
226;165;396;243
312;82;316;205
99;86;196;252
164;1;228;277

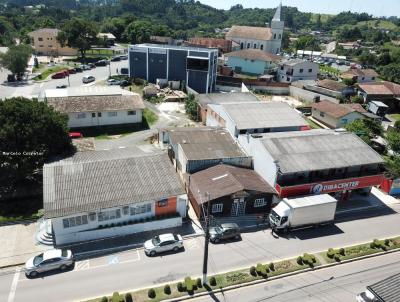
0;44;32;77
345;119;384;145
387;130;400;154
57;17;98;62
185;94;198;121
123;20;153;44
0;97;74;196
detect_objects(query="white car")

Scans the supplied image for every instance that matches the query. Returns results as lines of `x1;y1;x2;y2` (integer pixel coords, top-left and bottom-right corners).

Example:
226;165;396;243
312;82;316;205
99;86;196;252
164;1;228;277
82;75;95;84
144;233;183;256
356;290;378;302
25;249;74;277
107;78;121;86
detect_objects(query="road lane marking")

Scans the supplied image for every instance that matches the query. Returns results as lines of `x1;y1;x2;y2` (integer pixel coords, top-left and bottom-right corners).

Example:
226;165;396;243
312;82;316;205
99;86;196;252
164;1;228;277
7;267;20;302
108;255;119;265
74;260;90;271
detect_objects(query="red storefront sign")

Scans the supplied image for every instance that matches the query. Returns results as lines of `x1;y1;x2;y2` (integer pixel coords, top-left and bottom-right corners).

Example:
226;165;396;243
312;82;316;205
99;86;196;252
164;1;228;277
275;174;385;198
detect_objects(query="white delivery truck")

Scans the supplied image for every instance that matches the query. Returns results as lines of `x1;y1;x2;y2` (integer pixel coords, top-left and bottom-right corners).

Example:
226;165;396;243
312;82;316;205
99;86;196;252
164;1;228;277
269;194;338;233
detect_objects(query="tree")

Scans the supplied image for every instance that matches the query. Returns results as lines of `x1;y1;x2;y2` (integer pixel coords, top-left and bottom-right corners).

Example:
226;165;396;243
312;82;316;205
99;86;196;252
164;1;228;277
0;97;74;196
0;17;15;46
345;119;383;145
123;20;153;44
358;51;377;67
385;156;400;179
184;94;198;121
295;36;320;51
387;130;400;154
0;44;32;77
57;17;98;62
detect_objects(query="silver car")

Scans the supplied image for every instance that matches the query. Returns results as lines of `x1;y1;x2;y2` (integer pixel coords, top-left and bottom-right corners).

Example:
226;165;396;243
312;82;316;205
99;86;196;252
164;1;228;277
25;249;74;277
144;233;183;256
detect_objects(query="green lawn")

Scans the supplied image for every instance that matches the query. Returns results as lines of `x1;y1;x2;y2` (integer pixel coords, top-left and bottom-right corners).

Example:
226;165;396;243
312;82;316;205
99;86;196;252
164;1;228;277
306;118;322;129
319;64;341;75
33;65;70;81
143;108;158;126
389;114;400;121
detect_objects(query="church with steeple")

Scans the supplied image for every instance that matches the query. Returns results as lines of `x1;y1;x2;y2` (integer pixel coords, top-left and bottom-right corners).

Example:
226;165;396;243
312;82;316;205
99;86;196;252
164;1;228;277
225;3;284;54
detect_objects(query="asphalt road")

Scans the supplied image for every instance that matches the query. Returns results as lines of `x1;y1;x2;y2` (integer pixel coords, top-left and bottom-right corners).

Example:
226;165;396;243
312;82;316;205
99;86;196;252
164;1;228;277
192;249;400;302
0;60;128;100
0;206;399;302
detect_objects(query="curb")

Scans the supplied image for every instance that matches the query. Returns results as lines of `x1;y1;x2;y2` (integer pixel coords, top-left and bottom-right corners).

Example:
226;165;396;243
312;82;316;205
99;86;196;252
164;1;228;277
161;247;400;302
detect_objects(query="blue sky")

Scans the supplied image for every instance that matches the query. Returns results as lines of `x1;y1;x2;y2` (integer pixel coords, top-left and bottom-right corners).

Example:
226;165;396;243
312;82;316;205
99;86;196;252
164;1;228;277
197;0;400;17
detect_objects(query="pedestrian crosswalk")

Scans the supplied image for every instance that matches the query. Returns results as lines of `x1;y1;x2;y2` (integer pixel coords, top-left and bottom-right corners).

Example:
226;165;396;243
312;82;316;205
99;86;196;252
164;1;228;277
74;260;90;271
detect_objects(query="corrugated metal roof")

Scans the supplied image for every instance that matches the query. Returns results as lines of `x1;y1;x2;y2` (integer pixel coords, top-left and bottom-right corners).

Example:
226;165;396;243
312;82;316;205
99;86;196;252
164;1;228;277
189;164;276;203
168;128;247;160
367;273;400;302
220;102;308;130
197;92;260;108
259;129;384;174
43;151;184;218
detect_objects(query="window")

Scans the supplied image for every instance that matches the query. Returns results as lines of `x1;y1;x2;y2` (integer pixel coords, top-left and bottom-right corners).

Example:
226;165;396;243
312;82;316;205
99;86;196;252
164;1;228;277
122;206;129;215
278;34;281;39
158;199;168;207
287;77;290;81
371;77;375;80
308;68;313;73
127;110;136;115
253;44;257;49
260;44;264;50
98;112;102;117
247;43;250;49
212;203;223;213
240;42;244;50
130;203;151;215
39;45;44;48
98;209;121;222
62;215;89;228
91;113;96;118
251;59;254;62
107;112;117;117
88;213;96;221
299;68;304;73
48;45;52;48
254;198;267;207
274;33;277;39
341;118;348;124
77;113;86;119
38;37;43;41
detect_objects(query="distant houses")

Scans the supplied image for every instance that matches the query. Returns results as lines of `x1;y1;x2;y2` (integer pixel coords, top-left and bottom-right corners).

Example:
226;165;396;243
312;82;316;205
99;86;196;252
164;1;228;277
341;69;379;83
358;81;400;111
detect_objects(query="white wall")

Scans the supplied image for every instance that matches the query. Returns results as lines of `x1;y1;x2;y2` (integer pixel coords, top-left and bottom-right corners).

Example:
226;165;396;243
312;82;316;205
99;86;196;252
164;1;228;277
68;109;143;128
278;61;319;83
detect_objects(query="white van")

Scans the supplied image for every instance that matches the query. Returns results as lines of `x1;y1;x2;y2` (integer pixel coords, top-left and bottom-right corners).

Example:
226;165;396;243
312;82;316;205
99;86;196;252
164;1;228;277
82;75;95;84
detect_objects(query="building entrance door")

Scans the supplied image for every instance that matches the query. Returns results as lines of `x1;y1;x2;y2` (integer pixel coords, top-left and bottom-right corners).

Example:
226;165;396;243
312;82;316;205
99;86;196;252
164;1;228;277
231;198;246;216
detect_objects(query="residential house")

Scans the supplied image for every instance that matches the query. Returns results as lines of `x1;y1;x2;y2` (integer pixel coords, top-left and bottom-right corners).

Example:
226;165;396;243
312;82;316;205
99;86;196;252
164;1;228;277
206;101;309;138
196;92;260;123
311;100;369;128
40;86;145;128
224;49;281;75
341;69;379;83
160;127;252;179
28;28;77;56
128;44;218;94
238;129;385;201
277;59;319;83
97;33;116;46
358;81;400;111
188;164;276;218
305;79;355;98
43;150;187;245
225;4;284;54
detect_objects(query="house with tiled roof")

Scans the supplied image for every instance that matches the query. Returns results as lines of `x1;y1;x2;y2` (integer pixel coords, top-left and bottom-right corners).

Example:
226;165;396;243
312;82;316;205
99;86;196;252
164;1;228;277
311;100;371;128
224;49;281;75
358;81;400;111
341;69;379;83
225;4;284;54
305;79;355;98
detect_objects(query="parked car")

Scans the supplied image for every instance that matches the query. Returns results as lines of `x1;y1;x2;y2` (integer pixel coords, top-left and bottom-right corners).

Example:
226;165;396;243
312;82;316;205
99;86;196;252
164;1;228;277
356;291;378;302
74;67;83;73
119;80;130;87
81;65;91;70
107;78;121;85
144;233;183;256
51;72;66;79
110;56;121;62
82;75;95;83
120;67;129;75
95;60;109;66
88;63;96;69
209;223;241;243
56;85;67;89
7;74;15;82
119;55;128;60
68;69;76;74
25;249;74;277
69;132;83;139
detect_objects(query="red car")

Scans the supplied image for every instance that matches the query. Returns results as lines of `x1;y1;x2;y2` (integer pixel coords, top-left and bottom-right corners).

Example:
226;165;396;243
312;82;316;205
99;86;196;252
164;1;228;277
69;132;83;139
68;69;76;74
51;72;66;79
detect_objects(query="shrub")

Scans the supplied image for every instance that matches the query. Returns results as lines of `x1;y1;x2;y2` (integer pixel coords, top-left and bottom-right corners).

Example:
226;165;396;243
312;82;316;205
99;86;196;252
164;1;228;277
302;253;316;266
112;292;120;302
100;297;108;302
196;278;202;288
147;288;156;299
177;282;185;292
339;248;345;256
327;248;335;258
296;256;303;265
164;284;171;295
185;277;194;292
334;254;341;262
209;276;217;286
124;293;133;302
384;239;391;246
250;266;257;276
269;262;275;271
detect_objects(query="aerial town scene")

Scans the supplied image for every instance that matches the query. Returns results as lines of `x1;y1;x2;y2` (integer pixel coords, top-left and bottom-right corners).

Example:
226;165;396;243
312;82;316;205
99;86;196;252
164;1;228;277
1;0;400;301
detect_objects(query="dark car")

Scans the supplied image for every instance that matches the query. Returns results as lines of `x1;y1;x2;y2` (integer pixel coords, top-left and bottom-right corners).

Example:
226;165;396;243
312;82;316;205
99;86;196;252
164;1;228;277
119;55;128;60
56;85;67;89
119;80;130;87
120;68;129;75
51;71;66;79
68;69;76;74
74;67;83;73
7;74;16;82
95;60;109;67
111;56;121;62
209;223;241;243
88;63;96;69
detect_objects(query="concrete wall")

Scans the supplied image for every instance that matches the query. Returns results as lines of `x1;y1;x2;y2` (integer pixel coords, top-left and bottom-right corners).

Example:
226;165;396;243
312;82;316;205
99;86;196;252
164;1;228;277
67;110;142;128
289;86;339;104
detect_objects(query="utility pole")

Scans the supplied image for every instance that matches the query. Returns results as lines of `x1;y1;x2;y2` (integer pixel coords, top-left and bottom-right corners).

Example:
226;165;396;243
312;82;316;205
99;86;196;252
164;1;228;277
202;192;211;285
108;61;111;78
